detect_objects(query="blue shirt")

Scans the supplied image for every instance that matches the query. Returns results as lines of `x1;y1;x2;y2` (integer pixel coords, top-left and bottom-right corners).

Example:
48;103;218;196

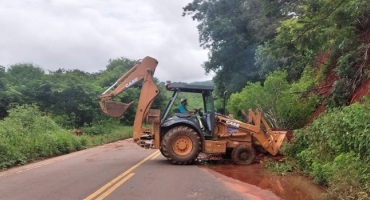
178;104;188;113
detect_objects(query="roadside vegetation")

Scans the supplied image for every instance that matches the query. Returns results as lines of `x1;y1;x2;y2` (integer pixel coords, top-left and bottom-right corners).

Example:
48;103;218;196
227;70;319;130
1;0;370;198
0;59;204;169
281;99;370;199
184;0;370;199
0;59;163;169
0;105;132;169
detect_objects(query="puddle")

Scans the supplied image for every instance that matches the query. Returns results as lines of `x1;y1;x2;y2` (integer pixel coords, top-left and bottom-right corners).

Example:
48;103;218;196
197;156;325;200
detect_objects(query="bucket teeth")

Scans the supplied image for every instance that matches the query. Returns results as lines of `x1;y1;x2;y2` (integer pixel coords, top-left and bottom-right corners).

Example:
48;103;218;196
105;101;134;118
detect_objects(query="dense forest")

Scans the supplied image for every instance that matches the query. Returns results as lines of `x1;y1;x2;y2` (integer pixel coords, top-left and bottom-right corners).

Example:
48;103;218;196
0;59;170;127
183;0;370;199
0;59;176;169
0;59;209;169
1;0;370;198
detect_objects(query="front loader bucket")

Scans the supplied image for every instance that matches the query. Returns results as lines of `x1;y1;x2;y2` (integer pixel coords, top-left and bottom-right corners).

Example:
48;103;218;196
104;101;134;118
271;130;287;155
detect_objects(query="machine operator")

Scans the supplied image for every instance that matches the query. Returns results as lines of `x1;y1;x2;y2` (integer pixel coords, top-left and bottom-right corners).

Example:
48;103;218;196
178;98;198;114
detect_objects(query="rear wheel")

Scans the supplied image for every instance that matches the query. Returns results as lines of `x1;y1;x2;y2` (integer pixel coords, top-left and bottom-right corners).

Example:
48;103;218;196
231;145;256;165
161;126;201;165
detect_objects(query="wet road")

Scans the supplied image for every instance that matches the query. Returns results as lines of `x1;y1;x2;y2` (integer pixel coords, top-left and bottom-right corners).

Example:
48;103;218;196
0;139;270;200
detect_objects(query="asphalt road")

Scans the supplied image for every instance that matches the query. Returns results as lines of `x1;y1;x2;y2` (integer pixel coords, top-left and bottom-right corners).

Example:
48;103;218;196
0;139;256;200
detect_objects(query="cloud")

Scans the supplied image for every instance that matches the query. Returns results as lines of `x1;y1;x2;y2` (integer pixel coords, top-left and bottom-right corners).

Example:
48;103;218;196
0;0;213;82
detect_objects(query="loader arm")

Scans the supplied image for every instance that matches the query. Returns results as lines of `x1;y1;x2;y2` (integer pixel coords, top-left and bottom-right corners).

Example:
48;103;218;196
98;56;161;142
217;109;286;155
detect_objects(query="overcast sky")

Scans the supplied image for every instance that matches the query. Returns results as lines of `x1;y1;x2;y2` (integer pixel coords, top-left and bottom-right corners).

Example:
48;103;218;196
0;0;213;82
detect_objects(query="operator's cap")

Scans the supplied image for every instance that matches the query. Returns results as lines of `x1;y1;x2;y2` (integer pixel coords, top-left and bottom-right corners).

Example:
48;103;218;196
180;98;187;103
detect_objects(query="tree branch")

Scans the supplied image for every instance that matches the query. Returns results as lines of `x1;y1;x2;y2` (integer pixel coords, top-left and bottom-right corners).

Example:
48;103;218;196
293;0;347;43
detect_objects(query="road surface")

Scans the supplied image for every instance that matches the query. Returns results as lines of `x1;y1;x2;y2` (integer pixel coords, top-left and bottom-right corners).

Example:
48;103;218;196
0;139;270;200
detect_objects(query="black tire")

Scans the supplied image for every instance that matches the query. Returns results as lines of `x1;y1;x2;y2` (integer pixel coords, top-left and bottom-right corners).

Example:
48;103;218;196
161;126;201;165
159;147;170;159
231;145;256;165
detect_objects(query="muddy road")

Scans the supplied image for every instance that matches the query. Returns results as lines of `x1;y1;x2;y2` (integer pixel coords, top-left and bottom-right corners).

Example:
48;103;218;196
0;139;323;200
200;161;325;200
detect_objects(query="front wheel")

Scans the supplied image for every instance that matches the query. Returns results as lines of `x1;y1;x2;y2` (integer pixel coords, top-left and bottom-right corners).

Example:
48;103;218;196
160;147;170;159
231;145;256;165
161;126;201;165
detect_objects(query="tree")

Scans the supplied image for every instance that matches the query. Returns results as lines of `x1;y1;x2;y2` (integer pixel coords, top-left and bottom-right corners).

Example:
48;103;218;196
0;57;170;127
227;70;318;129
256;0;370;107
0;66;8;118
183;0;297;96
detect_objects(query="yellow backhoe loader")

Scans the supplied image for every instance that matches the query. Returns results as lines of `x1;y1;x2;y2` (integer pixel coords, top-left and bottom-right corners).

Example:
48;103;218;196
98;56;286;165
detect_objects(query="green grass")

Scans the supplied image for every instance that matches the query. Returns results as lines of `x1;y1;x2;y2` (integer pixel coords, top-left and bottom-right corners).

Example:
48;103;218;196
267;98;370;199
0;105;132;169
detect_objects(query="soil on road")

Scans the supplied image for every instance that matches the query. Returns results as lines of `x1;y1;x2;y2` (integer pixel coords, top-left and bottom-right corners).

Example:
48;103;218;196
0;139;279;200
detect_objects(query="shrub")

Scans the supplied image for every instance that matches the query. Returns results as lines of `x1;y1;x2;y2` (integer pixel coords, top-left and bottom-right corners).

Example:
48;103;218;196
227;70;318;129
0;105;133;169
280;99;370;198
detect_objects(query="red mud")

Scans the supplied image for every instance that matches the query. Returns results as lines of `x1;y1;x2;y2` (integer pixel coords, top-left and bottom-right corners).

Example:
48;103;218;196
72;129;84;136
350;79;370;103
310;49;370;121
203;168;280;200
197;153;325;200
317;72;337;97
309;70;338;122
307;104;326;124
309;72;370;122
201;163;325;200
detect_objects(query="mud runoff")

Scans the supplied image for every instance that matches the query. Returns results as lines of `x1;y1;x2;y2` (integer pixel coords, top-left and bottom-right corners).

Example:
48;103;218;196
197;154;326;200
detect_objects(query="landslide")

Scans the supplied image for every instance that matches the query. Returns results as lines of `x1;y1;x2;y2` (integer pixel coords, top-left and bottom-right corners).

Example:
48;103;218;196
272;16;370;199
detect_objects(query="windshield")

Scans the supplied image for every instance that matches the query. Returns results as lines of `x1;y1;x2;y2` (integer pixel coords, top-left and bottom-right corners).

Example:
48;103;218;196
203;91;214;112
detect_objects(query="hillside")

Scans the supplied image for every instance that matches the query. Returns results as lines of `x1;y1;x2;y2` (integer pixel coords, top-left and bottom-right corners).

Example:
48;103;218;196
189;80;214;86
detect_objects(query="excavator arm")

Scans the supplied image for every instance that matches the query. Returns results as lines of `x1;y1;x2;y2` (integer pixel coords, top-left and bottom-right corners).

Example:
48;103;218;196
98;56;161;142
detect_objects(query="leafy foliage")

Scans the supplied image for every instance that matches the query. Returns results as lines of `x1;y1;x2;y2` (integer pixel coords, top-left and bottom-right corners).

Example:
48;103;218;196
0;105;132;169
183;0;295;96
256;0;370;106
185;0;369;107
281;99;370;198
227;70;318;129
0;57;169;128
184;0;370;198
0;57;213;169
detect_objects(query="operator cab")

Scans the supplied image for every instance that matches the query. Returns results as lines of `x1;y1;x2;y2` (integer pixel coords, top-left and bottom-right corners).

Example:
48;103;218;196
161;82;215;138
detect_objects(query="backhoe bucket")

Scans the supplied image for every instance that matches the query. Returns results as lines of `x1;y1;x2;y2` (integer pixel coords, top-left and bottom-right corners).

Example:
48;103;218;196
104;101;134;118
271;130;287;155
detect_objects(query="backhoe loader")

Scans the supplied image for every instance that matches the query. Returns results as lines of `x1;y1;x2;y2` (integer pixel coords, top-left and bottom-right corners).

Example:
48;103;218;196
98;56;286;165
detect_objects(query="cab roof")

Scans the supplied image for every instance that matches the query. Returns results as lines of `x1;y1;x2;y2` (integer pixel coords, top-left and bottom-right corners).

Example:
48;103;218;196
165;82;214;93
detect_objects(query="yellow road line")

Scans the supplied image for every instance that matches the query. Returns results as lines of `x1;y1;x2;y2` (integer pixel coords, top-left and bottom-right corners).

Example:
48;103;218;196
150;151;161;160
84;150;158;200
96;173;135;200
